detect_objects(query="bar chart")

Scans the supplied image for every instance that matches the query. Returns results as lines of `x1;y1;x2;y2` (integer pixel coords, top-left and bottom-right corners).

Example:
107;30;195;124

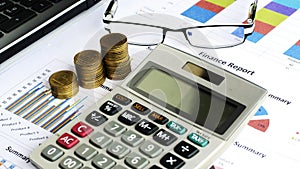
247;0;300;43
284;40;300;60
181;0;235;23
0;60;112;134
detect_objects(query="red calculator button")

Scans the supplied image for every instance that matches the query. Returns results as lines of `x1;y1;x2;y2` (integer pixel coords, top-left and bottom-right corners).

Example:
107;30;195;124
71;121;94;138
57;133;79;149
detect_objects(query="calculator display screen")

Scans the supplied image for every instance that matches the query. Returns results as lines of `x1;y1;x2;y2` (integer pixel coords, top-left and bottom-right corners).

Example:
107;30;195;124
129;67;245;134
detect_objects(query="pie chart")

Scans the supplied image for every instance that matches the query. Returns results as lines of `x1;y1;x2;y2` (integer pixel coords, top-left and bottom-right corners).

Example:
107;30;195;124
248;106;269;132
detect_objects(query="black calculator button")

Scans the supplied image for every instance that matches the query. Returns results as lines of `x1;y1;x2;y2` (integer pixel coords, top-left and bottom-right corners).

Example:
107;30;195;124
174;141;199;159
85;111;107;127
153;129;177;146
118;110;141;125
135;119;158;135
100;101;122;115
160;153;185;169
149;165;163;169
131;102;150;115
148;111;169;125
41;145;64;162
113;93;132;105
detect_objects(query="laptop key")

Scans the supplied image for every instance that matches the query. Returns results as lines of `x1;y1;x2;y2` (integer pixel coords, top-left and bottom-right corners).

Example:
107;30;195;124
20;0;39;7
49;0;61;3
4;4;25;17
0;14;8;23
0;9;37;33
0;1;13;11
32;0;53;13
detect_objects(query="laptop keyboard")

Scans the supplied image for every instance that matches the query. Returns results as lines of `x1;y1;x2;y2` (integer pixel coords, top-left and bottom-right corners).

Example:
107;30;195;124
0;0;104;63
0;0;59;33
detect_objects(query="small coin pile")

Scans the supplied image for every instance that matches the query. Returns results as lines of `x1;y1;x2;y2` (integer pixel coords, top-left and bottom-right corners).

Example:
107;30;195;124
74;50;106;89
100;33;131;80
49;70;79;99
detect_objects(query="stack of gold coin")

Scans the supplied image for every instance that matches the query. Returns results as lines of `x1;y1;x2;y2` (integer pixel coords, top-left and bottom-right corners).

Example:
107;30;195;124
49;70;79;99
74;50;105;89
100;33;131;80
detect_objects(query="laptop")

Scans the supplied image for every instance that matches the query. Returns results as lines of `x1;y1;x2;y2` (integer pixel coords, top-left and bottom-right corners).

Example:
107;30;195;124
0;0;103;64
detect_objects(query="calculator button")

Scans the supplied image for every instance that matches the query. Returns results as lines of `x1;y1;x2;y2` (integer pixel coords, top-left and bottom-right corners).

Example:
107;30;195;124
121;130;144;147
188;132;209;147
92;153;116;169
149;165;163;169
107;141;130;159
75;143;98;161
125;152;149;169
118;110;141;126
86;111;108;127
139;140;163;158
174;141;199;159
131;102;150;115
113;165;129;169
100;101;122;115
166;121;187;135
57;133;79;149
153;129;177;146
104;121;127;137
59;156;83;169
135;119;158;135
148;111;169;125
160;153;185;169
113;93;132;105
41;145;64;162
81;167;92;169
71;121;93;138
90;132;113;149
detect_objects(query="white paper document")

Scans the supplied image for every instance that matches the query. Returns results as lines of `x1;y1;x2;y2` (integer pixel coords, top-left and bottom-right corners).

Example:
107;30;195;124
0;0;300;168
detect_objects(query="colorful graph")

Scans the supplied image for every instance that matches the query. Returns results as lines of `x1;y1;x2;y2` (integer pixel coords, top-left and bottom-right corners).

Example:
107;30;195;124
0;157;20;169
4;80;86;133
181;0;235;23
248;106;269;132
0;61;102;134
284;40;300;60
247;0;300;43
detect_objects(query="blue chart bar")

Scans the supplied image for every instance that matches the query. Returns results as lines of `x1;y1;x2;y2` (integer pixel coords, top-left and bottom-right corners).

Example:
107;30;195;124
284;40;300;60
5;82;87;133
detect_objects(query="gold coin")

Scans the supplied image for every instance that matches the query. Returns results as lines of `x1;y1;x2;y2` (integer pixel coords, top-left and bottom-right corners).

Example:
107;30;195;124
74;50;102;66
100;33;131;80
49;70;79;99
74;50;106;89
100;33;127;50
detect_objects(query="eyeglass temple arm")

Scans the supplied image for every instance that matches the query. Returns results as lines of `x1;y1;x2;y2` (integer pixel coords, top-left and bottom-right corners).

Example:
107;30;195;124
244;0;257;35
247;0;257;23
103;0;118;23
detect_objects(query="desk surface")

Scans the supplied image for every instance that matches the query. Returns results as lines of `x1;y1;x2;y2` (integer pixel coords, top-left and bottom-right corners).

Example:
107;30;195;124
0;0;300;168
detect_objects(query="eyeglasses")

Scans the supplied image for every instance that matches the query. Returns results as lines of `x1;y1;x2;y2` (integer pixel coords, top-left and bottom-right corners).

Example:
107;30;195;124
103;0;257;49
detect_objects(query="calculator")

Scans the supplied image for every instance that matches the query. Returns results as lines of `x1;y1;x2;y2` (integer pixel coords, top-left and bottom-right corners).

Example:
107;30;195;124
30;44;267;169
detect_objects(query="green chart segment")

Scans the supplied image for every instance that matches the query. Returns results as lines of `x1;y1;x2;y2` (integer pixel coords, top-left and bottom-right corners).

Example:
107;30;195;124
247;0;300;43
181;0;235;23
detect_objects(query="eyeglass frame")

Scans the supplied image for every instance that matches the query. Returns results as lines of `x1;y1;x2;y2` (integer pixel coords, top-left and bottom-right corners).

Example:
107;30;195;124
102;0;258;48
